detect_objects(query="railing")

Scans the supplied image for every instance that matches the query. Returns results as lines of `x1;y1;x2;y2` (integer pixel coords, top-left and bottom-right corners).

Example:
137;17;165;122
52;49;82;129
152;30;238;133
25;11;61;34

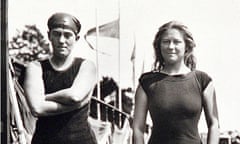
90;96;131;129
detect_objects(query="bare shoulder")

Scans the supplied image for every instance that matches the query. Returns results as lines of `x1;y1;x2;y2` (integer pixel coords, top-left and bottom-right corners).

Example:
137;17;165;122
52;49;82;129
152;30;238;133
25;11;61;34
80;59;96;72
24;61;43;88
27;61;42;68
25;61;42;75
203;81;215;96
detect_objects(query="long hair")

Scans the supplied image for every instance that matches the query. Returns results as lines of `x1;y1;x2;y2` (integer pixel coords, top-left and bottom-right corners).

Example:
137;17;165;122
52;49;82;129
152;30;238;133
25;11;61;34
152;21;196;71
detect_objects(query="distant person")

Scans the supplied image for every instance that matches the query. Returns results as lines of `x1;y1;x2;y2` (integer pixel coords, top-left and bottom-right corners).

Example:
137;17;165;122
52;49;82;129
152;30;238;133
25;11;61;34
24;12;98;144
132;21;219;144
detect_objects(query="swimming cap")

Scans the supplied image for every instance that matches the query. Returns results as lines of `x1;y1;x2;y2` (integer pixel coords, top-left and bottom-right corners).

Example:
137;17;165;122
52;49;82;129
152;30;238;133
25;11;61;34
47;12;81;35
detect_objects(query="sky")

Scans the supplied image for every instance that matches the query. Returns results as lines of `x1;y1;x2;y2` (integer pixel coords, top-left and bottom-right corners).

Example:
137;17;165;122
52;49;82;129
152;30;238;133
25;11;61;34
8;0;240;132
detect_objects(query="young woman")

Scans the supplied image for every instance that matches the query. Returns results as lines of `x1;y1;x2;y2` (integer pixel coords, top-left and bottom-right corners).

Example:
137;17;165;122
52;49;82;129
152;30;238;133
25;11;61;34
132;21;219;144
24;12;98;144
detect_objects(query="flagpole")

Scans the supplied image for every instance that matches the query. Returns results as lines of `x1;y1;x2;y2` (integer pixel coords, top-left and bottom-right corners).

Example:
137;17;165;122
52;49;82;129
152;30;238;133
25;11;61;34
95;1;101;121
131;0;137;93
117;0;122;127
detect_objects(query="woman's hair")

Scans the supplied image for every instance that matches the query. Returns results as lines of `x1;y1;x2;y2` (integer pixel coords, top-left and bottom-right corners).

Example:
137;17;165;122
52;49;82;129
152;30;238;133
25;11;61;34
152;21;196;71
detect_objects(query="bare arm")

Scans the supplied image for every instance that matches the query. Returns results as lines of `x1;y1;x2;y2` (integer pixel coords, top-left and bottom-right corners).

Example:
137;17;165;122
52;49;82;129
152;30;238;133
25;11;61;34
45;60;96;106
132;85;148;144
203;81;220;144
24;61;81;117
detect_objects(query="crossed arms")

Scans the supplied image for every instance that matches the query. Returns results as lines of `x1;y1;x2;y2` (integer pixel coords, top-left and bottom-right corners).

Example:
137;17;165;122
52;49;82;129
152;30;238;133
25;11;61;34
24;60;96;117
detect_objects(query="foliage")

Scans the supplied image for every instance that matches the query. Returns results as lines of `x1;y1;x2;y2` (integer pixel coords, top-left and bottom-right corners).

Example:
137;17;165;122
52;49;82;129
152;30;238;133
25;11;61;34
9;25;51;66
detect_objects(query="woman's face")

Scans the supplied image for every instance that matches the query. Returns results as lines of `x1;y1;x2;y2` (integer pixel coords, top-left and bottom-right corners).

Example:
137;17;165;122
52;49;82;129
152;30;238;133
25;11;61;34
48;28;77;58
160;28;186;65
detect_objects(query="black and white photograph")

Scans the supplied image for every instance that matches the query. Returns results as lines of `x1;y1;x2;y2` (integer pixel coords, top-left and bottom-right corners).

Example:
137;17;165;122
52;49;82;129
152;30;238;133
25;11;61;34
2;0;240;143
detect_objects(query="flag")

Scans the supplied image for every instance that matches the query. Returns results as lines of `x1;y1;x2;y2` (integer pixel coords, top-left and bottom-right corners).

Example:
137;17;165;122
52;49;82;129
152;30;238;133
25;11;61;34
85;18;121;121
130;41;135;62
84;19;120;55
85;19;119;38
84;18;121;87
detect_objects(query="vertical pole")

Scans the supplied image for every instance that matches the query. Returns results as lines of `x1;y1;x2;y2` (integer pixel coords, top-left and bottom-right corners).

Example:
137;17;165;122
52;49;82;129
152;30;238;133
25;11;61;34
1;0;9;143
131;0;137;93
95;1;101;120
117;0;122;127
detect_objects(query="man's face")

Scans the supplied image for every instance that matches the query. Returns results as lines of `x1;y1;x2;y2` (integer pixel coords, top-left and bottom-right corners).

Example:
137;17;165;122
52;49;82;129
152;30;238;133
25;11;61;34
48;28;77;58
